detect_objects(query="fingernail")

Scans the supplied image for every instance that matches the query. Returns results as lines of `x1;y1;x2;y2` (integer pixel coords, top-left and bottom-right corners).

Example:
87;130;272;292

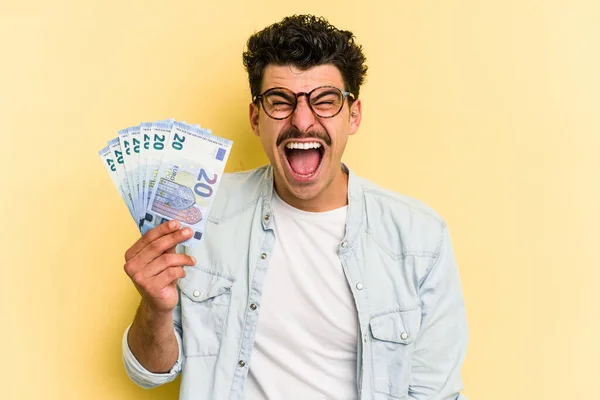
169;220;177;229
183;228;193;237
191;256;196;264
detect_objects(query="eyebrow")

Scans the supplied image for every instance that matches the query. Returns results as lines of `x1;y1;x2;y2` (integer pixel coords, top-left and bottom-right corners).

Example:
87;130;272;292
311;88;339;102
265;89;296;100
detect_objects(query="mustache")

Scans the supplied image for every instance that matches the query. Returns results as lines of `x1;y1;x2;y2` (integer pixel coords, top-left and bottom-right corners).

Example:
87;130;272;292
276;127;331;147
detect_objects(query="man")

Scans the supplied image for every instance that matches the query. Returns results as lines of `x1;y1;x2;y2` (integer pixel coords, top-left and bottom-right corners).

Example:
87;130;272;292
122;15;468;400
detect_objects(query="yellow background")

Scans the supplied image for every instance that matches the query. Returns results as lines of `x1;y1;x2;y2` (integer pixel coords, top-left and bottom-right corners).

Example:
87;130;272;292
1;0;598;399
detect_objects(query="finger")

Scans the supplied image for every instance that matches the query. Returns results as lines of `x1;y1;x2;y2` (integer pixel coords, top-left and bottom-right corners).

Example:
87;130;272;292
150;266;187;291
125;220;180;261
123;228;193;279
165;244;177;255
143;253;196;279
134;227;194;267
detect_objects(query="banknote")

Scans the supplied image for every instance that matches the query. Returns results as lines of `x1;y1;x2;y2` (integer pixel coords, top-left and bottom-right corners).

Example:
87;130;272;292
107;137;136;216
145;122;232;247
118;126;144;224
139;122;153;223
99;145;134;219
99;119;232;247
142;120;175;230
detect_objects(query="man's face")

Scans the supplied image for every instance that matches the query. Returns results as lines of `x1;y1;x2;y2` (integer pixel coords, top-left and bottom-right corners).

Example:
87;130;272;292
249;64;362;210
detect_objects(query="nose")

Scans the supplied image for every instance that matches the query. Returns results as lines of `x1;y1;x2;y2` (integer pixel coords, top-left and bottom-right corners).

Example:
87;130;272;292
290;95;316;132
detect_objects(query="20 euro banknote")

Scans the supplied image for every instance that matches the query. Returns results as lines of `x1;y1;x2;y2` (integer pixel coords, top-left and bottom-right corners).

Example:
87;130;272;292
99;145;135;219
144;122;232;247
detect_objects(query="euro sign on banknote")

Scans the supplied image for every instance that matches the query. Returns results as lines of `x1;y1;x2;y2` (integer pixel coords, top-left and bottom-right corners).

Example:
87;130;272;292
98;119;233;247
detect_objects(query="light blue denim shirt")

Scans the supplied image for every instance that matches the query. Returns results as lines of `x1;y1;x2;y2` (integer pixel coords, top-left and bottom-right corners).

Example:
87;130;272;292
123;164;468;400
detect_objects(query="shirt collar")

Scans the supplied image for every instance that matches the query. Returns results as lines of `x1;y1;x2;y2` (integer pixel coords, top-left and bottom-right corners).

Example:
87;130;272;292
259;163;364;247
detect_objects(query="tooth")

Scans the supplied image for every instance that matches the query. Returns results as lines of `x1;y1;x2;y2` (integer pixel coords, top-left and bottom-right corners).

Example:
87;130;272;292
285;142;323;150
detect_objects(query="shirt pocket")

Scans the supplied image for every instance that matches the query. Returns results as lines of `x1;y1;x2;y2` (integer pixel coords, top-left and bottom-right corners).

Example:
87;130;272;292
177;267;235;357
369;307;422;399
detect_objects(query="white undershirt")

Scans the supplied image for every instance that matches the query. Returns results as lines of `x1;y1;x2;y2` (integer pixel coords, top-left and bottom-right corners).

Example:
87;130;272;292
244;191;358;400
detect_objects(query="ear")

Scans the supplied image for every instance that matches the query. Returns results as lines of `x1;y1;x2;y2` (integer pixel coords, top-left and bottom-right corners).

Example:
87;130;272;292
249;102;260;137
348;99;362;136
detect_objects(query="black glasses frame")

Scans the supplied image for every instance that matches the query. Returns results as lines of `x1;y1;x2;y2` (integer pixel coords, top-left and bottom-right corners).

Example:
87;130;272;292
252;85;356;120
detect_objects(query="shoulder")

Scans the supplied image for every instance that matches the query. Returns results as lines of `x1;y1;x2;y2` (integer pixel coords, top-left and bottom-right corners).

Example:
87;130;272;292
354;174;447;257
208;166;269;222
219;165;269;191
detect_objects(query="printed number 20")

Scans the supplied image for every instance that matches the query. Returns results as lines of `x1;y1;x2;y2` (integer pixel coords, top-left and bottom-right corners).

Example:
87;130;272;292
172;133;185;150
194;169;217;198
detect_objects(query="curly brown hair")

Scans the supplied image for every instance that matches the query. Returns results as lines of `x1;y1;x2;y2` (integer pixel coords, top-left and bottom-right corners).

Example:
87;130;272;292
243;15;368;101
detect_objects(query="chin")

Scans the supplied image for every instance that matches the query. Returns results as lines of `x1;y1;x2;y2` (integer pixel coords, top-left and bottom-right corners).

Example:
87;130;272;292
274;162;327;200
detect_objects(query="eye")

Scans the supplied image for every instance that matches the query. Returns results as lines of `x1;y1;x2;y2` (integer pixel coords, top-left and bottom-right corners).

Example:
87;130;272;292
266;95;294;106
311;90;341;108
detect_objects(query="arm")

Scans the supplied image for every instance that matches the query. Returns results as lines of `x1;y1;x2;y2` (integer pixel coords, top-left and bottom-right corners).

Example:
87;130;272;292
120;221;194;388
122;302;184;388
409;225;469;400
128;300;178;373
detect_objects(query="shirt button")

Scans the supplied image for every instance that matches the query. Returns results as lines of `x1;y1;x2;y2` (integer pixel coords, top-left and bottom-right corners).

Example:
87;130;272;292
238;360;246;367
400;332;408;340
260;253;267;260
341;241;348;248
356;282;364;290
250;303;257;311
193;290;200;297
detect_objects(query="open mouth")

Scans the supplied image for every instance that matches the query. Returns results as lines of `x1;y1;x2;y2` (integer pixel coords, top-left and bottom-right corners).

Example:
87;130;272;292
283;141;325;179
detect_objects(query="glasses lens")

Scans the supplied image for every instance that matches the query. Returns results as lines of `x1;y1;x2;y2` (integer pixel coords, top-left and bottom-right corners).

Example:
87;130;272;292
263;88;296;119
309;87;343;117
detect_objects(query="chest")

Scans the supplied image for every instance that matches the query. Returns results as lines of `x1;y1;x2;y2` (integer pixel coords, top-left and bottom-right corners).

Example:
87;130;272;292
258;219;358;349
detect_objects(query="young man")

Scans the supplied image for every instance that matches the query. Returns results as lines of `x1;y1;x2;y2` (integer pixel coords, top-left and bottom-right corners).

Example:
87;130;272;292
122;15;468;400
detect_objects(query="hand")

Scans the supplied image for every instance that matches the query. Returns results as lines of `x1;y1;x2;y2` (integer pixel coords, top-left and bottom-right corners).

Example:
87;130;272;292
124;220;196;314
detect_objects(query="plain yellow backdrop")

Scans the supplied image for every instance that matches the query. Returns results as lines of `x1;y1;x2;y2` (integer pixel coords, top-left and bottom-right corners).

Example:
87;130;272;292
1;0;598;399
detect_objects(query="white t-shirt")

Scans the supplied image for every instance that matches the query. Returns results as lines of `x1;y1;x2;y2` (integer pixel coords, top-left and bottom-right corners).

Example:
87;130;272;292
244;191;358;399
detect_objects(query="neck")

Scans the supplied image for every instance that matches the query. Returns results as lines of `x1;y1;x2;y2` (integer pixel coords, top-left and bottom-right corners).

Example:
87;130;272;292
273;166;348;212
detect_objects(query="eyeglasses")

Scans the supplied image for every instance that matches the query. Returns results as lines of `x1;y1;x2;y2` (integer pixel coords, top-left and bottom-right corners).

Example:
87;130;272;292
252;85;355;120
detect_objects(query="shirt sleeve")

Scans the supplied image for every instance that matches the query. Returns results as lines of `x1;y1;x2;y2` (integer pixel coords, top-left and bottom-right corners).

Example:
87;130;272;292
408;224;469;400
121;323;184;389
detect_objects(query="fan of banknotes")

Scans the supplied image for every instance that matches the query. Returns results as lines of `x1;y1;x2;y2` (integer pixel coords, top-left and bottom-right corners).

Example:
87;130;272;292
98;119;233;247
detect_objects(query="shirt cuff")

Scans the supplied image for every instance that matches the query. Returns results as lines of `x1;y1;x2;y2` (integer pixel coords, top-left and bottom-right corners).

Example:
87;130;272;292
121;324;183;388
